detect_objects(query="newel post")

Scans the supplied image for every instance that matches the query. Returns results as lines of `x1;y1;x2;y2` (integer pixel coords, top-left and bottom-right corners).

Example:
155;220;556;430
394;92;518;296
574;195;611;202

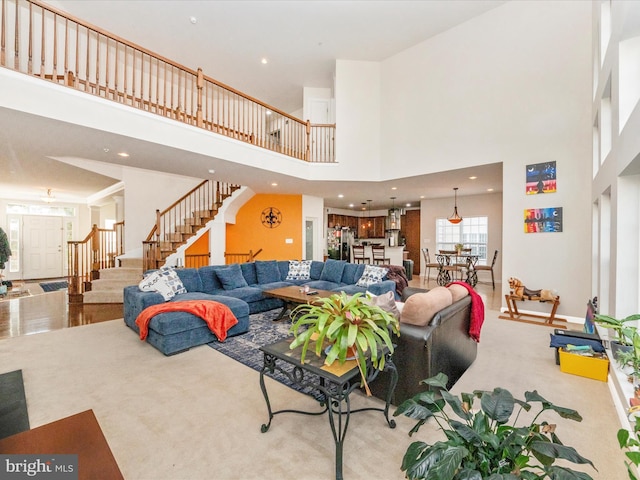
196;67;204;128
305;120;311;162
90;224;100;280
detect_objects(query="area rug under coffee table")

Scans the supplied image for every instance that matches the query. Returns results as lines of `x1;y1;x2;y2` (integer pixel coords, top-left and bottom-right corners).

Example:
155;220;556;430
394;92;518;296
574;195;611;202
208;310;323;401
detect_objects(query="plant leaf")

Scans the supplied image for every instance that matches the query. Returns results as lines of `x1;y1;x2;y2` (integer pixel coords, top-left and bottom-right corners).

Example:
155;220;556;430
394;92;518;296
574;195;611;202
401;441;443;479
481;388;515;424
394;398;437;420
442;390;472;421
525;390;583;421
455;468;484;480
544;465;596;480
485;474;520;480
422;445;467;480
419;373;449;390
530;441;595;469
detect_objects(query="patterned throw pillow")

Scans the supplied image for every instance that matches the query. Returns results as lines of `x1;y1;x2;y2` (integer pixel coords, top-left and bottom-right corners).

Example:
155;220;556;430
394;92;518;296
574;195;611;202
139;266;187;301
356;265;388;288
286;260;312;280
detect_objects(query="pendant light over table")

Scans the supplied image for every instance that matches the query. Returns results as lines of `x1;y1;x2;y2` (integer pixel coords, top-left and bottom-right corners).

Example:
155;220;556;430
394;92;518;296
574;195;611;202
448;187;463;224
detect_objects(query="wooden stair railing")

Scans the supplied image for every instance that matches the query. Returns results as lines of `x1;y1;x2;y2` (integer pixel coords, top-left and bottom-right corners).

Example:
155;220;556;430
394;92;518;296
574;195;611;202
143;180;240;272
67;222;124;304
0;0;336;163
223;249;263;265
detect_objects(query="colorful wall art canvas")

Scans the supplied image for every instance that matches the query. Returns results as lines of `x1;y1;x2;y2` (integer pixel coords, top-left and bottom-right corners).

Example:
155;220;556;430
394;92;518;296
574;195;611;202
526;161;557;195
524;207;563;233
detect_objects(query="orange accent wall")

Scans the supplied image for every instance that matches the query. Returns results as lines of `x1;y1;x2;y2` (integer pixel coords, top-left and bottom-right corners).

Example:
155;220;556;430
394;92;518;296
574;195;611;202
186;230;209;255
226;194;302;260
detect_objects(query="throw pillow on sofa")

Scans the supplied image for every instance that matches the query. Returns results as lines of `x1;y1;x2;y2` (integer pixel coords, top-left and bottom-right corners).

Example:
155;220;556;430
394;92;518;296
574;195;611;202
366;290;400;318
448;283;470;302
319;259;347;284
356;265;388;288
286;260;312;280
400;287;453;326
255;260;282;284
139;266;187;301
216;264;249;290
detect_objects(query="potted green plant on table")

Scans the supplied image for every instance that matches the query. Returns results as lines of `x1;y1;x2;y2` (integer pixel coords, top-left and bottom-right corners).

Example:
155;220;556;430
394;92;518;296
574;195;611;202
455;243;464;255
288;291;400;396
395;373;596;480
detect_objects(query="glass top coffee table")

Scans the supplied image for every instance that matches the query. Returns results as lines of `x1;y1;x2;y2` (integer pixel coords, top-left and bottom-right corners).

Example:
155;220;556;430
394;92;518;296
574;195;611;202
259;337;397;480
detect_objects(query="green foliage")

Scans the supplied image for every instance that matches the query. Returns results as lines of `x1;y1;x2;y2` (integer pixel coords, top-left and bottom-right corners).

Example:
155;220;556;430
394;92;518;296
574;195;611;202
394;373;596;480
618;415;640;480
288;291;400;395
593;314;640;346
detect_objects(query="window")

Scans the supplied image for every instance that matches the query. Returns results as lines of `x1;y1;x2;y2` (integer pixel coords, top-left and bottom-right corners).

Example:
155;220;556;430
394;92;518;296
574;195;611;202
436;216;489;265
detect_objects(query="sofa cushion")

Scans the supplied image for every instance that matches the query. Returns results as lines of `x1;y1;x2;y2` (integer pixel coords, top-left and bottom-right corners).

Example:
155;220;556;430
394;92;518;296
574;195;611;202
320;259;346;284
304;280;342;291
199;266;223;292
286;260;312;280
255;260;282;284
356;265;388;288
400;287;453;326
139;266;187;301
448;283;470;302
341;263;365;285
215;264;249;290
367;290;400;318
174;268;203;292
310;261;325;280
209;286;265;303
240;262;258;285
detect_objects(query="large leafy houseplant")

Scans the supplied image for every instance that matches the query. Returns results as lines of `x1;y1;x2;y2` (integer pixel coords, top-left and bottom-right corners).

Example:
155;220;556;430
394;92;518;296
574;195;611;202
618;415;640;479
395;373;596;480
289;291;400;396
593;313;640;346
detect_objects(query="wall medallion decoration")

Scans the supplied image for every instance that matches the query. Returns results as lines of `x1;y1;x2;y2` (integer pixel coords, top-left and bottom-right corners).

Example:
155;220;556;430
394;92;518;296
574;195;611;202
261;207;282;228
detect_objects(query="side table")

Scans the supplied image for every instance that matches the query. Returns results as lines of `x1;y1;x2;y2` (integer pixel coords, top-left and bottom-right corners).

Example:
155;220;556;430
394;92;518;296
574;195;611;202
259;338;397;480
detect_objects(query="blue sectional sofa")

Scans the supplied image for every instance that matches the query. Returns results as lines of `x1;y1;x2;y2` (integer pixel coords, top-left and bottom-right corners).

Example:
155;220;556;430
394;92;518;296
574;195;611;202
123;259;397;355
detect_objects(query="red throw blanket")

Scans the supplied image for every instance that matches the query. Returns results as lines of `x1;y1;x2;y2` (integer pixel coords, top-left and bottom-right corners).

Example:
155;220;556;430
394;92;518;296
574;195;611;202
135;300;238;342
447;281;485;342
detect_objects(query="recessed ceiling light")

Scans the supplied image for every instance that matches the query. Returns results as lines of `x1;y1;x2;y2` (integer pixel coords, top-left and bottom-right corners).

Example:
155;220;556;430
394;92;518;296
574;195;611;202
103;148;110;153
420;195;425;199
348;203;354;208
117;152;129;157
469;176;477;180
338;194;344;198
487;188;494;192
271;182;278;187
406;203;411;207
189;16;197;24
208;169;215;174
391;187;397;190
261;58;268;65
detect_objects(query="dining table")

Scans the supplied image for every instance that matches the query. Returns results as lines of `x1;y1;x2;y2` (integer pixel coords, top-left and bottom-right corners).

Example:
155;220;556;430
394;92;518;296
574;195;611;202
435;252;479;287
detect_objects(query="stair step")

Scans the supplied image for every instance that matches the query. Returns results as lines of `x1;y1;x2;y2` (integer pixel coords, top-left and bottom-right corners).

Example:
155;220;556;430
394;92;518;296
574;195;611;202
118;257;143;269
83;289;125;304
91;278;139;290
193;209;215;217
98;267;142;281
174;225;193;234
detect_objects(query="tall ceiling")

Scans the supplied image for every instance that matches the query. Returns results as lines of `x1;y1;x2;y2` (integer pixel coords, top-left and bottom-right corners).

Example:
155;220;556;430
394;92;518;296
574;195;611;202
2;0;507;209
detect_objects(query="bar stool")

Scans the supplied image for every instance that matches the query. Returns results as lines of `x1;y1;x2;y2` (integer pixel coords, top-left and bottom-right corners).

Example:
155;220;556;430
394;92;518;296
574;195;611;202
352;245;370;264
371;245;390;265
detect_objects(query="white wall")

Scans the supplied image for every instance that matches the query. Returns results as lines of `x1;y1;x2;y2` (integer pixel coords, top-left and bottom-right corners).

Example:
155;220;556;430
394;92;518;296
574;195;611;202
302;195;325;261
371;0;592;315
122;168;203;252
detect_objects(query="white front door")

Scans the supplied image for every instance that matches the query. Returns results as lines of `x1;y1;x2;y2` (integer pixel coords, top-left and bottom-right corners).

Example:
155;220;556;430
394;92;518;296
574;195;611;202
22;216;64;279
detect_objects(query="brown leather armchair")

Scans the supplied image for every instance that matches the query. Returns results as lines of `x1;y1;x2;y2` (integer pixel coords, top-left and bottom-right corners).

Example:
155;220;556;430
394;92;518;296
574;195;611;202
370;287;478;406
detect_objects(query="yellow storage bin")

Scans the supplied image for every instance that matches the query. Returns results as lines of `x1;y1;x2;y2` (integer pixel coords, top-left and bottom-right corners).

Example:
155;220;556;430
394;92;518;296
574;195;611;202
558;348;609;382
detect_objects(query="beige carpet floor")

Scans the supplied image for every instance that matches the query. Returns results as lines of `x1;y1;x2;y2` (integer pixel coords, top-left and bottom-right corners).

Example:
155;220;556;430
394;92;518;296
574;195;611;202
0;309;628;480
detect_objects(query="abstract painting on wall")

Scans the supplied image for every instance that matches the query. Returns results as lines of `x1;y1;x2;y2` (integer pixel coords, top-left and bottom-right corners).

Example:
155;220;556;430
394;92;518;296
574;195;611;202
524;207;563;233
526;161;557;195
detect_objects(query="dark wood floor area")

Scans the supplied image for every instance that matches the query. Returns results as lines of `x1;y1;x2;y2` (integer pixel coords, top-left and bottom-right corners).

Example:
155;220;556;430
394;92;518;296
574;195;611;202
0;291;123;340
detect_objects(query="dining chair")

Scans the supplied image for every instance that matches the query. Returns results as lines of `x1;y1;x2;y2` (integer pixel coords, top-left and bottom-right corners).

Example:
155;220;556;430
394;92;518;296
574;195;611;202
352;245;370;264
371;245;390;265
421;248;440;283
475;249;498;289
435;254;459;285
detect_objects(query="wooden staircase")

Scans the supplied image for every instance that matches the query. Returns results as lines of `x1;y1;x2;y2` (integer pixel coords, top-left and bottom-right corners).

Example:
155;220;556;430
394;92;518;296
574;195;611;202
82;257;143;304
143;180;241;271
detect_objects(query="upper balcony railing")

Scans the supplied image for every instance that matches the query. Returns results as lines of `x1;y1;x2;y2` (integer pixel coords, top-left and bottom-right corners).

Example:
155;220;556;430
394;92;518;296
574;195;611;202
0;0;335;163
